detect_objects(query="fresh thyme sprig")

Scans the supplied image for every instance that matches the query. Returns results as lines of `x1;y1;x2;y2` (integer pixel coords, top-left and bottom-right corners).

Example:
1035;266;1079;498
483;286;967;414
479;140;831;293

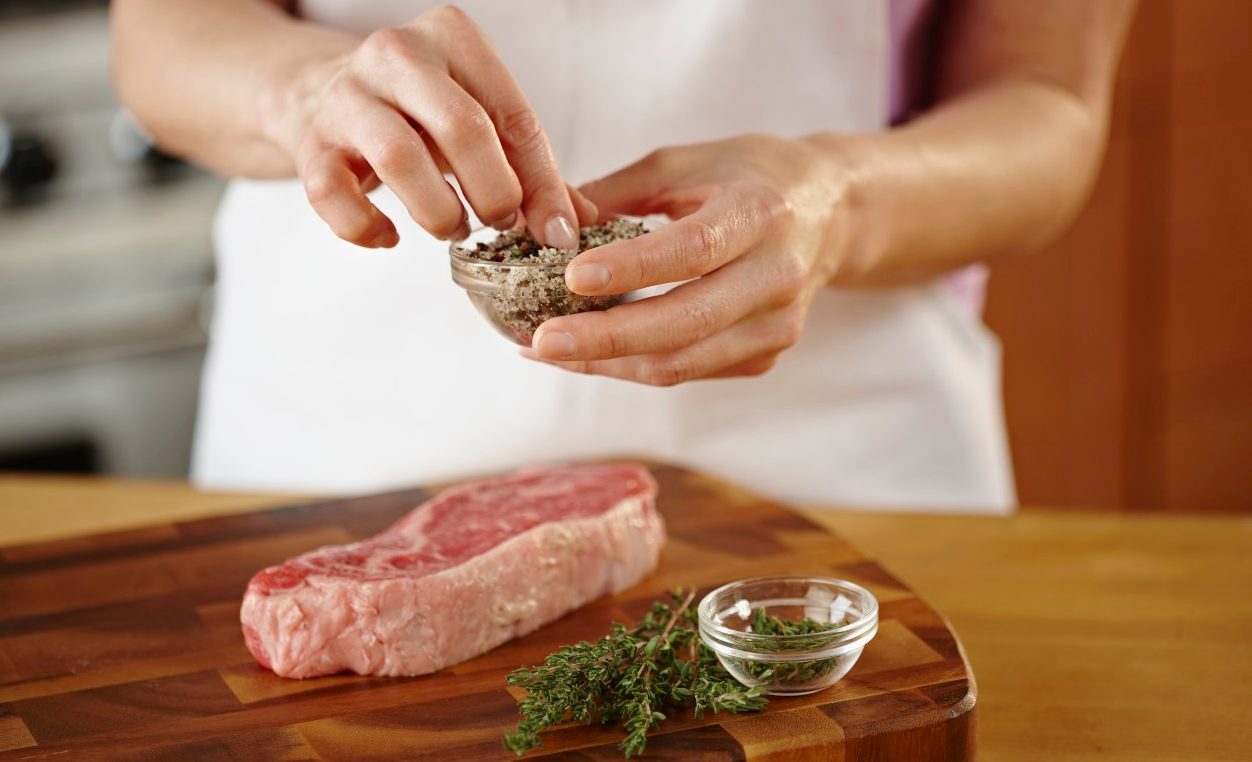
503;589;768;758
734;607;846;685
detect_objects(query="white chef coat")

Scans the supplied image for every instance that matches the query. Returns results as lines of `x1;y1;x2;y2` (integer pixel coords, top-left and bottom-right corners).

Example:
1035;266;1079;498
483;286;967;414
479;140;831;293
194;0;1016;513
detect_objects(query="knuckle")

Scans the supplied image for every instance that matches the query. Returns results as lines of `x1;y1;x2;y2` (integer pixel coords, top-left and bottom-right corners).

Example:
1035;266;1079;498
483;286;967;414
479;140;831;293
642;357;693;387
742;356;779;377
765;258;808;307
435;97;493;148
746;355;776;375
426;4;472;29
741;182;791;226
681;220;723;273
362;27;412;60
772;308;806;349
495;106;545;152
680;299;720;340
406;191;464;238
334;215;376;244
640;368;675;387
423;208;464;238
641;146;676;173
780;259;808;295
599;320;631;360
476;187;523;224
326;72;363;101
303;171;339;208
370;137;417;176
780;324;803;350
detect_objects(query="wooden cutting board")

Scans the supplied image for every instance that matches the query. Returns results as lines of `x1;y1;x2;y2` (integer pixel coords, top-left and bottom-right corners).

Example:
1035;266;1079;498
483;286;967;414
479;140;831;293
0;465;975;760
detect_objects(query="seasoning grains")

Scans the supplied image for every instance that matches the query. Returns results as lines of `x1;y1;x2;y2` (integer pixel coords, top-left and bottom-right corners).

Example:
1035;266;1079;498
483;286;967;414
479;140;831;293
456;219;647;345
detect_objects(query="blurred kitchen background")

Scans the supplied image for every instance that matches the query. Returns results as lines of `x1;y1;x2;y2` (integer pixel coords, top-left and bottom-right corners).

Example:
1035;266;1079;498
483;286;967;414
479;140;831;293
0;0;222;478
0;1;1248;512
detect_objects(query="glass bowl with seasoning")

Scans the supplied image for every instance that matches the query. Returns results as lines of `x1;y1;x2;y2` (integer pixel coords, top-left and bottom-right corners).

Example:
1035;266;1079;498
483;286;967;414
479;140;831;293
449;217;652;347
697;576;879;696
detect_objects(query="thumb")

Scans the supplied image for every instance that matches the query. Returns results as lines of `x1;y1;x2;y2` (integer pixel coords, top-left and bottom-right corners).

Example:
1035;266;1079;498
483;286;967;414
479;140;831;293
578;148;683;219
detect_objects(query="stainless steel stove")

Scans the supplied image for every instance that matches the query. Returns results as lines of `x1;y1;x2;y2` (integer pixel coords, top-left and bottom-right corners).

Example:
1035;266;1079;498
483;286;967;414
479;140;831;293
0;1;224;475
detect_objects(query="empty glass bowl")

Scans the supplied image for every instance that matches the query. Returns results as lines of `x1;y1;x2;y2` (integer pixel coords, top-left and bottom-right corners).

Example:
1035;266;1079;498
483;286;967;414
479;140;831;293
698;576;879;696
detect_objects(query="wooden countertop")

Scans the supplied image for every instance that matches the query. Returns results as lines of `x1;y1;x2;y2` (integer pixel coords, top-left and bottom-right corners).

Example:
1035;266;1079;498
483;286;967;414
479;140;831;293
2;475;1250;761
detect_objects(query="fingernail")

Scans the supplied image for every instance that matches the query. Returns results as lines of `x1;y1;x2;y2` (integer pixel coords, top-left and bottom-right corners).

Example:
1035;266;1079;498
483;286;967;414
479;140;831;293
544;215;578;250
534;330;575;359
489;212;518;230
566;262;611;292
450;221;471;241
370;230;399;248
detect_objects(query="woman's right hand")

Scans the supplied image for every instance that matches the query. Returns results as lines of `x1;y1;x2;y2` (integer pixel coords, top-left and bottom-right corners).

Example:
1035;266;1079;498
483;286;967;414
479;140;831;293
263;5;593;248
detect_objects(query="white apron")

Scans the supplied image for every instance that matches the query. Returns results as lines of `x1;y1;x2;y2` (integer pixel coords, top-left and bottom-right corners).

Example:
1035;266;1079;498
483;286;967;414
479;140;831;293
195;0;1016;513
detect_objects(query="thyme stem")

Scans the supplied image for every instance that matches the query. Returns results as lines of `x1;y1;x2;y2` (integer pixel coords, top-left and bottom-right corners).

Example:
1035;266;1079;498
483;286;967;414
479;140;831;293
502;589;767;758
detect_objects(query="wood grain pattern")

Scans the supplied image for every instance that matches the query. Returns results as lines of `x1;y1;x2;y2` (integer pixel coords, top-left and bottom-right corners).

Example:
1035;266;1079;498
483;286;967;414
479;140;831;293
818;509;1252;762
0;466;975;760
985;0;1252;513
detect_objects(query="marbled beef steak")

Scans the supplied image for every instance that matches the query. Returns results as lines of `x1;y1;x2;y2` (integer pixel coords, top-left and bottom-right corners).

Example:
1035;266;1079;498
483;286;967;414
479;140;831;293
241;464;665;678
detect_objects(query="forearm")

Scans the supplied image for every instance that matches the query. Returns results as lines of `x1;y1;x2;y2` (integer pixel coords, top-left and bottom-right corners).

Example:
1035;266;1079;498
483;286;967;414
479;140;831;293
808;0;1135;286
816;75;1107;285
110;0;358;178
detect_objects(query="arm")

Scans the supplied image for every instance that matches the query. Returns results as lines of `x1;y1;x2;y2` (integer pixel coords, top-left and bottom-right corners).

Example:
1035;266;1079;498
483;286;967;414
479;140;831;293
111;1;594;248
829;0;1137;284
111;0;353;179
527;1;1137;383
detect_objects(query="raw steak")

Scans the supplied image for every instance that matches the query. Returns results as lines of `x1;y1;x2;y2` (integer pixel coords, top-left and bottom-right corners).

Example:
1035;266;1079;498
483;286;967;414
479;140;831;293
241;464;664;678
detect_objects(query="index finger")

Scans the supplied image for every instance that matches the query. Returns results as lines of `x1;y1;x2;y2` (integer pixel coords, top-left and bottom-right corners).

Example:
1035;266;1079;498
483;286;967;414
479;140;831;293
533;260;757;361
564;186;771;295
439;12;580;248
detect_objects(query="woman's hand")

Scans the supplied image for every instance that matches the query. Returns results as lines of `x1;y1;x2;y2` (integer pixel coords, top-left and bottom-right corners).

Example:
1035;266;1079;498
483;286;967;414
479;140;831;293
523;134;857;385
264;5;594;248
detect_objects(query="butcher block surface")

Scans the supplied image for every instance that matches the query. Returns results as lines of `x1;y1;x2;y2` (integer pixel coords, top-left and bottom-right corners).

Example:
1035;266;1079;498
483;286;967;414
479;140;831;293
0;465;975;760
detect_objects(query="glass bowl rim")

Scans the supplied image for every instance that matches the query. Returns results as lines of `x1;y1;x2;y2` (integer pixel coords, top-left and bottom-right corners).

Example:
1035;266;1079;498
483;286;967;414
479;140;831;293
697;575;880;644
448;214;661;269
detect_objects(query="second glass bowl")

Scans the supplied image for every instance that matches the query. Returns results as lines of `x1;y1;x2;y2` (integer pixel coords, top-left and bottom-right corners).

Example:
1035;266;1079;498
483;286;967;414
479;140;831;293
698;576;879;696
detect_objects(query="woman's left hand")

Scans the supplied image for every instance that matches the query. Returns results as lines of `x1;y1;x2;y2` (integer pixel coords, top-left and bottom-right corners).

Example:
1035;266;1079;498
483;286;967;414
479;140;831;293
522;134;856;385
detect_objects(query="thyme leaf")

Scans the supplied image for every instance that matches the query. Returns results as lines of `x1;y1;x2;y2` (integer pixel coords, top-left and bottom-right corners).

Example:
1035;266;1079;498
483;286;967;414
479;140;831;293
503;589;847;757
503;589;767;757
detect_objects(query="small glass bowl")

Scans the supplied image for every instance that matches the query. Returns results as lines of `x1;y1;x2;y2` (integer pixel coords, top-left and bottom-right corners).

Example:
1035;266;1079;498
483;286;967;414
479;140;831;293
698;576;879;696
449;223;643;347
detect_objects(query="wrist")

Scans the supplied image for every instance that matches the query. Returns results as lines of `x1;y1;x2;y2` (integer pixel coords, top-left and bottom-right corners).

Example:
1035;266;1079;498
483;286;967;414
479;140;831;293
798;131;889;285
254;55;333;160
254;31;358;163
